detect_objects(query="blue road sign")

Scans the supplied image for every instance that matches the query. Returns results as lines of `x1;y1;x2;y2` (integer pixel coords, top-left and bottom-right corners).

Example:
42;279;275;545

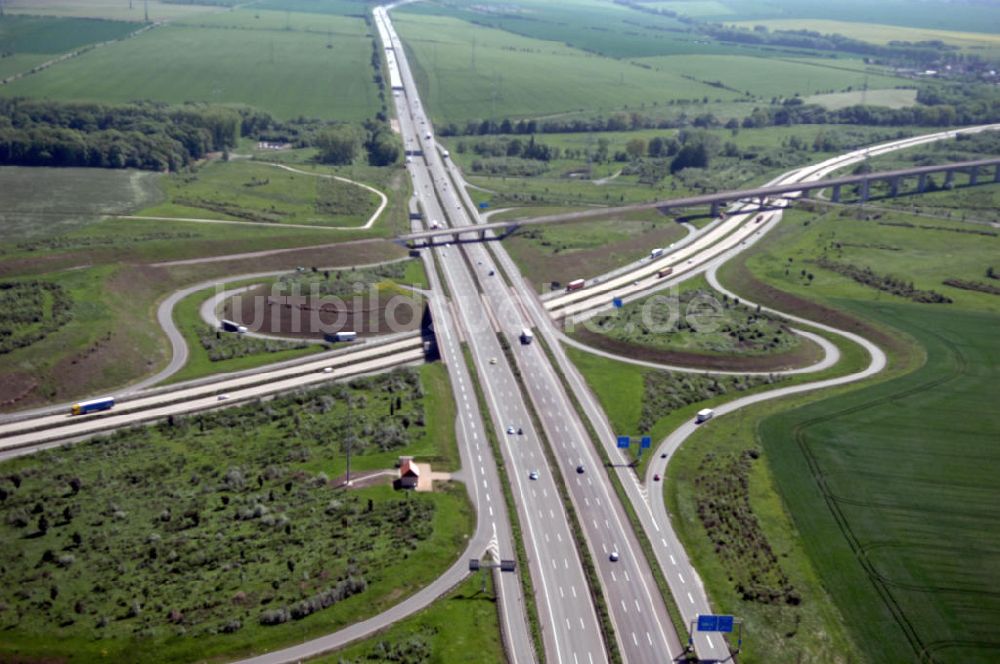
697;614;735;632
612;297;623;308
617;435;630;449
479;202;490;209
640;436;652;449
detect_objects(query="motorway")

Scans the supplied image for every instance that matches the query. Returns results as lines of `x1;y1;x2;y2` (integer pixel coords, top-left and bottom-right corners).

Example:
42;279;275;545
377;5;690;662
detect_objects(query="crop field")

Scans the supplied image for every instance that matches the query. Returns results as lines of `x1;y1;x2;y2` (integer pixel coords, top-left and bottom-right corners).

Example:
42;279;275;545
0;15;136;54
0;22;378;121
730;18;1000;54
320;574;503;664
2;0;218;22
0;366;472;663
394;13;744;125
805;88;918;110
762;302;1000;663
173;7;366;32
635;54;909;100
0;166;162;242
401;0;738;60
143;160;382;228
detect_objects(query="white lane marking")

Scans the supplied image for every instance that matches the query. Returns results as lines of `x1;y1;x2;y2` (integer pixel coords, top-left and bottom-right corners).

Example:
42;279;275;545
631;632;638;646
564;558;569;569
556;533;562;543
486;493;491;502
611;571;617;582
572;586;577;598
678;572;685;584
624;570;630;582
634;599;641;613
488;505;493;516
688;592;695;604
621;600;628;613
670;554;676;565
646;632;653;646
559;587;564;598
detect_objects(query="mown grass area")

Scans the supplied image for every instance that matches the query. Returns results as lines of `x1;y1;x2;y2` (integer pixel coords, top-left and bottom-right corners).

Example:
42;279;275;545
141;160;381;228
0;22;378;121
0;366;470;663
394;13;743;125
318;575;504;664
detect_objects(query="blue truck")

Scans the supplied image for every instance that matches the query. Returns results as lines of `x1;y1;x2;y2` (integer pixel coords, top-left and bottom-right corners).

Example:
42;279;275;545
70;396;115;416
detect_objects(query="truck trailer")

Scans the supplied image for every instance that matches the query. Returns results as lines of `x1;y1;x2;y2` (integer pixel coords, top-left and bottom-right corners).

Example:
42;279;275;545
325;331;358;342
695;408;714;424
566;278;585;292
519;328;534;345
657;267;674;278
71;397;115;416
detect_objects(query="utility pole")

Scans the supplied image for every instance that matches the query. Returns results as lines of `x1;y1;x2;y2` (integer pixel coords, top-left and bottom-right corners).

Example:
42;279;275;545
143;0;148;23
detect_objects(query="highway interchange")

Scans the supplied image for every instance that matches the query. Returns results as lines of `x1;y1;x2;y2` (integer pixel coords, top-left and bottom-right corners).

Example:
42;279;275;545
1;1;998;661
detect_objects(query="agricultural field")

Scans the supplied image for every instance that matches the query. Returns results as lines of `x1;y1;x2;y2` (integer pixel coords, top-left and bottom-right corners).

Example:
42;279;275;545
660;188;1000;662
1;0;219;22
805;88;918;110
392;13;744;125
319;575;504;664
143;160;383;228
0;15;138;80
730;18;1000;55
635;54;909;100
0;366;472;663
0;20;379;121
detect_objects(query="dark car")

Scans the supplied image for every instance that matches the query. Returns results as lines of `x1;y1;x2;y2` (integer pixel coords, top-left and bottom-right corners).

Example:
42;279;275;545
576;465;585;474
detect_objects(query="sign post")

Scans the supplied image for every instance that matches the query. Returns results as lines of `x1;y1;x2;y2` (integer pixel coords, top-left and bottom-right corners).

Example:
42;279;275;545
639;435;651;460
691;614;744;654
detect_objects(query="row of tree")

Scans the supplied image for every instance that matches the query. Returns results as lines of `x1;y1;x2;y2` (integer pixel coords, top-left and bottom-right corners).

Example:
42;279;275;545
315;118;400;166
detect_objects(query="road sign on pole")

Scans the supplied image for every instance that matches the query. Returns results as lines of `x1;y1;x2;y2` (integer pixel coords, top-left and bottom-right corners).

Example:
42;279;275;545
640;436;652;449
479;201;490;209
697;615;719;632
617;435;630;449
717;615;735;633
612;297;623;308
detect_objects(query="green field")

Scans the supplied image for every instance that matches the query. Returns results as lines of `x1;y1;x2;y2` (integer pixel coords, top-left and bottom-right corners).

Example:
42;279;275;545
0;15;136;54
2;0;219;22
636;54;908;100
0;366;471;663
394;13;743;125
762;302;1000;663
319;575;504;664
805;88;918;110
0;21;378;121
142;160;382;228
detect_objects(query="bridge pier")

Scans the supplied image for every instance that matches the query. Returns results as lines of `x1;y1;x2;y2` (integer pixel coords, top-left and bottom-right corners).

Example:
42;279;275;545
918;173;928;193
480;229;487;241
859;179;870;203
831;185;841;203
968;166;979;186
945;169;955;189
995;164;1000;183
710;201;721;218
889;176;900;197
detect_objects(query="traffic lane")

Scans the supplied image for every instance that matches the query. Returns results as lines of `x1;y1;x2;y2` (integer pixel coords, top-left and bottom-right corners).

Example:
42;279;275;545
430;230;606;662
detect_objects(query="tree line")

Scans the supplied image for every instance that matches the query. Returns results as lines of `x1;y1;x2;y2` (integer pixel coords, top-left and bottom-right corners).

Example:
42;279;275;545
0;99;251;171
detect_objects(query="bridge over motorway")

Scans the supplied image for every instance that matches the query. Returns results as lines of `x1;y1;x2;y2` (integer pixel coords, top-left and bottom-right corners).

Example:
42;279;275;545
400;156;1000;245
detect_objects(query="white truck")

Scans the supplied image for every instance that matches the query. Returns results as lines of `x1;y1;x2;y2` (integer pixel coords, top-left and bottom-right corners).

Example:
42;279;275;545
650;247;664;258
519;328;534;345
695;408;714;424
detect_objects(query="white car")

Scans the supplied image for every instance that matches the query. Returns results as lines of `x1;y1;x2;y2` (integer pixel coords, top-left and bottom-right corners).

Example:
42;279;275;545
322;367;333;374
506;426;515;435
217;394;229;401
609;551;620;562
489;357;497;365
528;470;539;480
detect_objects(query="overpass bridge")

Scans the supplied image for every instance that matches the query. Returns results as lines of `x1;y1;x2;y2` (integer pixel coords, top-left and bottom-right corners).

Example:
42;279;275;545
399;156;1000;245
